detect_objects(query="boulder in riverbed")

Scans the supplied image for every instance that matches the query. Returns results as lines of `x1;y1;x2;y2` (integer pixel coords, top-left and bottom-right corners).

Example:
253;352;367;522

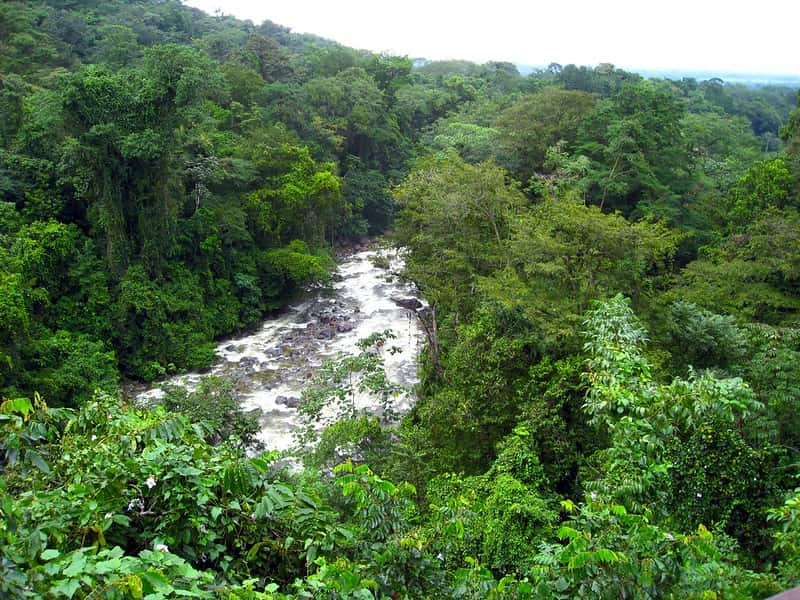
238;356;260;371
391;296;422;310
275;395;301;408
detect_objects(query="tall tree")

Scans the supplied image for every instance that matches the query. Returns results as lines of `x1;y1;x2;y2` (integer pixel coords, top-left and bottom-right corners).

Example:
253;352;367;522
496;87;595;184
578;80;692;218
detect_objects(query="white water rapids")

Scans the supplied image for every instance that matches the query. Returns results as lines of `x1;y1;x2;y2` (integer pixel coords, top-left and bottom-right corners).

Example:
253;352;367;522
137;247;425;451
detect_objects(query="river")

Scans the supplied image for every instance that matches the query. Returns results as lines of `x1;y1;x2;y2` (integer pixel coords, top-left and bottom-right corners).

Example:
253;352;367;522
137;246;425;451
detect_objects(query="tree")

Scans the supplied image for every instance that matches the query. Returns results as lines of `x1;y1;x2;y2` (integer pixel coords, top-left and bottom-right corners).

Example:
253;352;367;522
363;53;412;102
93;25;139;67
781;93;800;157
244;144;344;246
244;34;292;82
59;46;224;273
393;155;525;322
430;122;503;165
496;88;595;184
342;160;393;234
726;157;794;230
577;80;692;217
481;195;678;353
674;207;800;325
583;295;779;550
301;67;405;171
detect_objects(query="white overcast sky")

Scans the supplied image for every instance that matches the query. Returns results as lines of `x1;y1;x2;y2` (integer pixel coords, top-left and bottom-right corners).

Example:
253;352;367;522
183;0;799;75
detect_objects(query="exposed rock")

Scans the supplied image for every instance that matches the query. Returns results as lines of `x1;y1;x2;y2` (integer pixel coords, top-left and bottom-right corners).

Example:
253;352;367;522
238;356;260;371
275;395;301;408
336;322;354;333
391;296;422;310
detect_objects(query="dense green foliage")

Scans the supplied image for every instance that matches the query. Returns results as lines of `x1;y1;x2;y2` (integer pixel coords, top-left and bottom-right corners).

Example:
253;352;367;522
0;0;408;393
3;0;800;597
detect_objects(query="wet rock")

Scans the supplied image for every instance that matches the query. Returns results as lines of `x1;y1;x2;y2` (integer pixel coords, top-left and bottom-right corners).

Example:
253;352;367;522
225;344;238;352
336;322;354;333
313;306;343;324
235;376;254;392
391;296;422;310
239;356;260;371
275;395;301;408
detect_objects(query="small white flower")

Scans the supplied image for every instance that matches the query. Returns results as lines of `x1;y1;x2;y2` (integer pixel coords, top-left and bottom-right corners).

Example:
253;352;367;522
104;512;113;520
436;553;444;562
696;492;703;498
590;492;598;501
155;543;169;552
145;477;157;489
127;498;144;512
91;435;97;441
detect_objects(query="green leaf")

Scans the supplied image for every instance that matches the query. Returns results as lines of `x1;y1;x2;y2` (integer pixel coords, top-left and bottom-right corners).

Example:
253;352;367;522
246;541;268;562
142;571;173;594
595;549;620;563
6;397;33;417
63;554;87;577
610;504;627;516
518;581;533;594
557;526;580;540
28;450;50;473
175;466;202;477
93;557;123;574
113;514;131;527
567;551;593;570
41;549;61;561
54;578;81;598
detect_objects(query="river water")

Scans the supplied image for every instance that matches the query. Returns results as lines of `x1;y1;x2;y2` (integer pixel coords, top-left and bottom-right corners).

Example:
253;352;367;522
138;247;425;451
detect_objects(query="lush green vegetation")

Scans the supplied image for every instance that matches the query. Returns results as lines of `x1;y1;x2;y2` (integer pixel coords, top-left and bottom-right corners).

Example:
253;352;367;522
3;0;800;597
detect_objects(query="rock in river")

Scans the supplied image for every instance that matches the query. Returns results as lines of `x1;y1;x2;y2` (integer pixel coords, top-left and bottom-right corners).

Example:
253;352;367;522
391;296;422;310
275;395;301;408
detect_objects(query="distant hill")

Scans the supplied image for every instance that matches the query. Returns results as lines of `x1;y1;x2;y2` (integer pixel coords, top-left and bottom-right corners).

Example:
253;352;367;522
517;64;800;87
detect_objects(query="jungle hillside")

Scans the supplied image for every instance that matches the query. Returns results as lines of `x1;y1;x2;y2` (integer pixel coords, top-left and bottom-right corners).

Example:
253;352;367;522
2;1;800;598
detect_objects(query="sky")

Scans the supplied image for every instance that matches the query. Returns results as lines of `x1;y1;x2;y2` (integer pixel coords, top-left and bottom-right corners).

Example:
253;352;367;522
183;0;800;75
